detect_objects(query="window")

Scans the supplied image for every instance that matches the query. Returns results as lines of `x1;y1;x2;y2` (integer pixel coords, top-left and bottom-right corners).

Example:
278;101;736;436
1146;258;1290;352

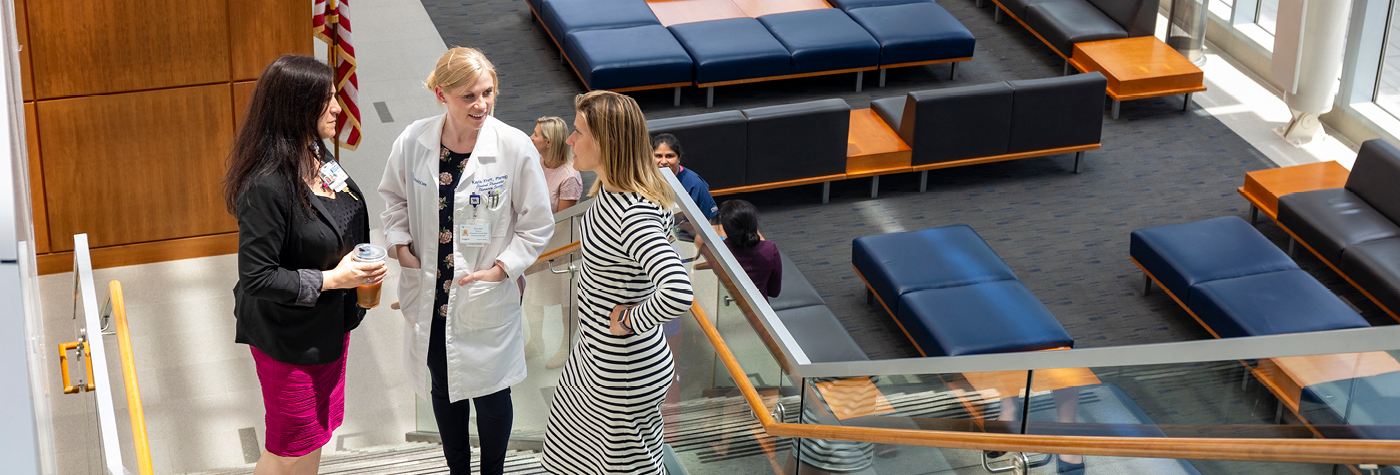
1256;0;1279;35
1374;0;1400;118
1209;0;1234;21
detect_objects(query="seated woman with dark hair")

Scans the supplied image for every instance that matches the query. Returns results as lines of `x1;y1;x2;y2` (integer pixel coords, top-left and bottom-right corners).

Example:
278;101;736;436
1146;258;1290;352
718;199;781;298
652;133;718;220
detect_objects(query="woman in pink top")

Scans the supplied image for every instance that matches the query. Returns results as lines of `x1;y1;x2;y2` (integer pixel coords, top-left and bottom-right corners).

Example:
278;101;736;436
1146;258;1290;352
527;116;582;367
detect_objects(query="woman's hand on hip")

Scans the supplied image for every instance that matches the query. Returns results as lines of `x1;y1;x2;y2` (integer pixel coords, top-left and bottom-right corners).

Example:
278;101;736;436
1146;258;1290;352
322;252;389;290
394;244;421;269
609;305;636;336
456;261;507;286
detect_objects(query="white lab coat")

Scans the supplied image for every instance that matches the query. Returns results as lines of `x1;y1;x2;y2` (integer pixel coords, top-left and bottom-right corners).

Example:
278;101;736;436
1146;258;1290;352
380;114;554;403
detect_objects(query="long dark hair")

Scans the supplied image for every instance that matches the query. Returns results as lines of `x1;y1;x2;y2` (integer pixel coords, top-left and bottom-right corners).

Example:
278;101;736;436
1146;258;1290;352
651;133;684;162
223;55;335;214
719;200;761;248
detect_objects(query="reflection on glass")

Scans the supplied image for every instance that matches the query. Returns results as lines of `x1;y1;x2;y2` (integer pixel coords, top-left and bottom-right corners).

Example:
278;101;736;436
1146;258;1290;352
1256;0;1279;34
1375;0;1400;119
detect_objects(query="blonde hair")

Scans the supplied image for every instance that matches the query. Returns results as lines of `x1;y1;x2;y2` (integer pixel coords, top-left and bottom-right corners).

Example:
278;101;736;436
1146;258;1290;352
536;116;571;169
425;47;498;115
575;91;675;210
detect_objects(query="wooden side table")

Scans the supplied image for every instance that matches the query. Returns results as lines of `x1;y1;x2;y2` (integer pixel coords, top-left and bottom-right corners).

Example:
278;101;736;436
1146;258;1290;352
1068;36;1207;119
1237;161;1350;223
846;108;912;198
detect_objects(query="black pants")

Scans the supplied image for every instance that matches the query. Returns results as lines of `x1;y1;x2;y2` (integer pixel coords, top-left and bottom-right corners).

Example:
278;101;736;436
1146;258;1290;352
428;317;513;475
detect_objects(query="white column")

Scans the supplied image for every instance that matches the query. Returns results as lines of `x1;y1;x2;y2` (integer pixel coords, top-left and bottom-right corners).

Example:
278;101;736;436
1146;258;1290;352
1271;0;1355;144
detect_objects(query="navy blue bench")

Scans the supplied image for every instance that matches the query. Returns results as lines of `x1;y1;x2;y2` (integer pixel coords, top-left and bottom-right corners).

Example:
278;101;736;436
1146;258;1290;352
852;225;1073;357
1129;216;1368;338
529;0;975;106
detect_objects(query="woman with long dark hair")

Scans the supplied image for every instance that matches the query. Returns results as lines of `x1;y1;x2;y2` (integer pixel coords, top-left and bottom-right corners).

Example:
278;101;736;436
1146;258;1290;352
224;54;386;475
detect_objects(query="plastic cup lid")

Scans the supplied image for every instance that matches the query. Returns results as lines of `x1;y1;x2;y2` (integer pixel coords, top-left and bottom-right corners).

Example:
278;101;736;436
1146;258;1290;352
353;243;387;262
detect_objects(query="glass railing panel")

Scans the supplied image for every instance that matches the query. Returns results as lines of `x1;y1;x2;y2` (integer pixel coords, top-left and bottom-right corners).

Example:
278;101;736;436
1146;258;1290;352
787;371;1030;474
664;309;786;475
998;351;1400;473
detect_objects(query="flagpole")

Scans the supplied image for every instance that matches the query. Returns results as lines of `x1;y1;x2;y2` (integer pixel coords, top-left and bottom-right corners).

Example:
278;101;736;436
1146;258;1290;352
328;0;341;162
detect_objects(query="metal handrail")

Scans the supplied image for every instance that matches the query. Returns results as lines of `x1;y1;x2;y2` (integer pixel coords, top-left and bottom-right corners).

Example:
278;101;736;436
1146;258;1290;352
109;281;152;475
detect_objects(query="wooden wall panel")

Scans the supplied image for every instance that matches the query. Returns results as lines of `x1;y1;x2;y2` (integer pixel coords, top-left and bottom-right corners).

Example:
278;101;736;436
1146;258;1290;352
15;0;32;101
24;103;47;254
26;0;231;99
37;85;236;251
230;0;314;81
233;80;257;131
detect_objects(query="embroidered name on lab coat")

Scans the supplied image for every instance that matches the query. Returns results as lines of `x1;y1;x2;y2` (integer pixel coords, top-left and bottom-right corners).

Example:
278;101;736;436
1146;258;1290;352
472;175;508;192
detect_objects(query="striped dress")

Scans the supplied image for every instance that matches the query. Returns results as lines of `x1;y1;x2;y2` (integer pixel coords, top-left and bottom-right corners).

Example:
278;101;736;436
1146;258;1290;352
541;190;694;475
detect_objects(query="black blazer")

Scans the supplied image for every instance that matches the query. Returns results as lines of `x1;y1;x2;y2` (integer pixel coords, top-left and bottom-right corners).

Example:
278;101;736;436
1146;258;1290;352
233;171;369;365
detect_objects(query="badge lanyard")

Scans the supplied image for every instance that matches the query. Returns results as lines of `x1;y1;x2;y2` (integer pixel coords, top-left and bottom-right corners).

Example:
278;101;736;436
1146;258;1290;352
317;159;358;200
458;193;490;247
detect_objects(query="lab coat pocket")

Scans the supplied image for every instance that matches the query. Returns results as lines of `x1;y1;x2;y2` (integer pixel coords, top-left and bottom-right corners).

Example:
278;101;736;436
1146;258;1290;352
455;279;512;330
398;268;425;324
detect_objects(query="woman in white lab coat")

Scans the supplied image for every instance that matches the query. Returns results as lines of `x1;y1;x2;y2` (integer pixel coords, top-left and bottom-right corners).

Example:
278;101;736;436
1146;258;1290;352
378;47;553;475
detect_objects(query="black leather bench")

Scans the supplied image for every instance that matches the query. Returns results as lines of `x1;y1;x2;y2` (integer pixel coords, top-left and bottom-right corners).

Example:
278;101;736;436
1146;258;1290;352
770;251;870;363
1277;139;1400;322
870;72;1106;187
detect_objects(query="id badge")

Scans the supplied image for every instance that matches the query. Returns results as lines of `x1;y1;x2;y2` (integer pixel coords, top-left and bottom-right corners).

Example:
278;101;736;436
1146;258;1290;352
318;160;350;191
458;219;491;247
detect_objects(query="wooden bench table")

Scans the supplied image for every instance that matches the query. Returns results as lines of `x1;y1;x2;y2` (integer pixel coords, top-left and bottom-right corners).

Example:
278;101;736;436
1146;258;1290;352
1237;160;1350;223
847;108;912;199
1068;36;1206;119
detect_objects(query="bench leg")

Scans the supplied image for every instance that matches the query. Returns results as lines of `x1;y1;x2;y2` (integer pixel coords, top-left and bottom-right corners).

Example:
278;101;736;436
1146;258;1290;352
1249;205;1259;224
919;170;928;192
1184;92;1193;111
706;87;714;108
822;182;831;204
673;86;681;107
871;176;879;198
879;68;887;87
1073;151;1084;174
1143;274;1153;295
1111;100;1121;120
994;6;1001;22
1275;401;1284;424
856;71;864;92
1063;61;1070;76
950;62;957;80
1288;238;1297;257
866;287;874;305
977;0;984;7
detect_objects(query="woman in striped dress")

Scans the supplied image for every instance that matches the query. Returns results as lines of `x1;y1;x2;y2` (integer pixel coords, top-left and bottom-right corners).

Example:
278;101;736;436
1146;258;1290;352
540;90;694;474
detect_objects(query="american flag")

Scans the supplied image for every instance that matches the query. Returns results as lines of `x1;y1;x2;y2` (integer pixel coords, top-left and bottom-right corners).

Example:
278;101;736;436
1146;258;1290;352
313;0;361;150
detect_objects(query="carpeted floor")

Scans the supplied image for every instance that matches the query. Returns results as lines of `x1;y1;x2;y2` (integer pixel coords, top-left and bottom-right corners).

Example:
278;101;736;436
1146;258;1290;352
419;0;1389;361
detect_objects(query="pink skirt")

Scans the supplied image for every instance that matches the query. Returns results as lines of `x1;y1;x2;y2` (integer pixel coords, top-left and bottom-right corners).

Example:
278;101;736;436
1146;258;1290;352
251;333;349;457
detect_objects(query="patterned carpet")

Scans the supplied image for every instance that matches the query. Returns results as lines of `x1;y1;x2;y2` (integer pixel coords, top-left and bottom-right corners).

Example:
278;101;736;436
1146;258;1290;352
419;0;1389;361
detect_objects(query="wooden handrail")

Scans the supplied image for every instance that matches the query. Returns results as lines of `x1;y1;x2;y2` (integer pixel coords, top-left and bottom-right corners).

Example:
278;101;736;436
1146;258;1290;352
533;241;580;267
110;281;153;475
686;295;1400;466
